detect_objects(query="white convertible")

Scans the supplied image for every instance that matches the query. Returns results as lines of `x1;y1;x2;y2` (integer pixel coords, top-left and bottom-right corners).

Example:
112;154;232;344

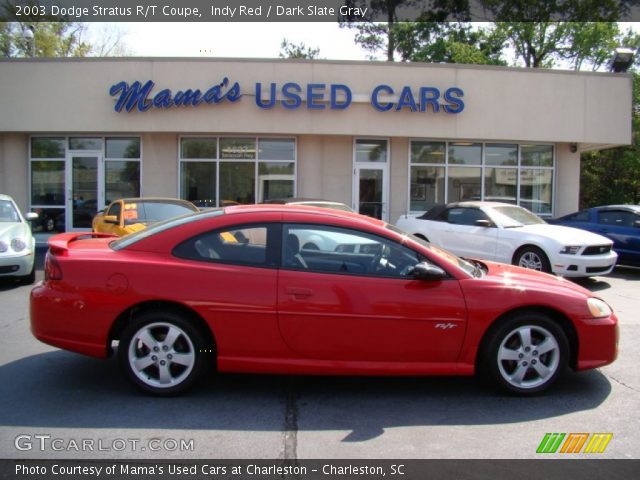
395;202;617;277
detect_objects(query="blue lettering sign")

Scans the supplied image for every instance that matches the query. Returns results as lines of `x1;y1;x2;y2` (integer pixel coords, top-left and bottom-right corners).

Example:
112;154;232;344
371;85;394;112
109;78;241;112
443;87;464;113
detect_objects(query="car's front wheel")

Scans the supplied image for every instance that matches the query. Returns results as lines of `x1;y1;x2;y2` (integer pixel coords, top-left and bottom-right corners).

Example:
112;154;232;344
514;246;551;273
118;311;208;395
483;314;569;395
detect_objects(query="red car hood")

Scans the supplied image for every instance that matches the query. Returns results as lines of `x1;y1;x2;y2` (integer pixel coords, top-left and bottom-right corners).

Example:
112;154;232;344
480;260;591;298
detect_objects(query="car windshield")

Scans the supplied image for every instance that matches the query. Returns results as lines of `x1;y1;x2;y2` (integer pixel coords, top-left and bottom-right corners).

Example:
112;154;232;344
490;205;546;228
0;200;20;223
123;201;198;226
385;223;478;277
112;209;224;250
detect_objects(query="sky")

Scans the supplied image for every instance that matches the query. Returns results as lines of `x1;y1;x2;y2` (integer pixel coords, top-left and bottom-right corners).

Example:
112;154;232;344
89;22;369;60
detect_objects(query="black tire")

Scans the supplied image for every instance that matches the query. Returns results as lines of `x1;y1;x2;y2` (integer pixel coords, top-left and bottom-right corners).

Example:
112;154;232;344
481;313;569;395
118;310;209;396
513;246;551;273
43;216;55;232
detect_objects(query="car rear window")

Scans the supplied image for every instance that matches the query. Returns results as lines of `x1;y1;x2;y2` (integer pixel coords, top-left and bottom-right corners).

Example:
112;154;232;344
111;209;224;251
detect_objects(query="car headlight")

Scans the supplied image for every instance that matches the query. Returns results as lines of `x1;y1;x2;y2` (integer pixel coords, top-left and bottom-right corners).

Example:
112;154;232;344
587;297;612;318
10;238;27;252
0;241;8;253
560;246;581;255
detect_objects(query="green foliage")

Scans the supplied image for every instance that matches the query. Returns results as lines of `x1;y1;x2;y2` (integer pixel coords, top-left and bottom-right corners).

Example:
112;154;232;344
279;38;320;59
0;21;91;57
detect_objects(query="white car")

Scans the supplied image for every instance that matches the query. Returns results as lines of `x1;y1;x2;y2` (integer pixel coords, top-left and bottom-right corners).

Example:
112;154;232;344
396;202;617;277
0;194;38;283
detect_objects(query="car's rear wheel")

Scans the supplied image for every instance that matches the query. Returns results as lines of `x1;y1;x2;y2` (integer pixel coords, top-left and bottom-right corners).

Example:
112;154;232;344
118;311;208;396
483;314;568;395
514;246;551;273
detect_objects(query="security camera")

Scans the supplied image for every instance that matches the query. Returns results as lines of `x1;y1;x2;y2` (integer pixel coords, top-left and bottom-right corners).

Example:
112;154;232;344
570;143;578;153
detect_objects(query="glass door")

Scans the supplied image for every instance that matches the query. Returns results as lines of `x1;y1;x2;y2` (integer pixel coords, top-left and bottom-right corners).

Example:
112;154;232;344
66;155;103;231
354;165;388;221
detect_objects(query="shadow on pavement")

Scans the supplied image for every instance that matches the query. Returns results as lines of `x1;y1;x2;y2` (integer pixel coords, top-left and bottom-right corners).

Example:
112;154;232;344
0;350;612;440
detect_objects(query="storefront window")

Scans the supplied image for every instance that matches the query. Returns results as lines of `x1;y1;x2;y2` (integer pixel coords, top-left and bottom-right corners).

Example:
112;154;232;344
410;166;445;211
356;139;387;163
105;161;141;204
258;138;295;160
522;144;553;167
179;136;297;208
220;138;256;159
448;167;482;202
448;143;482;165
409;141;554;215
411;141;445;164
485;144;517;166
484;168;517;204
31;161;65;205
520;169;553;215
181;162;216;208
181;138;217;159
31;138;65;158
69;138;102;151
258;162;295;201
106;137;141;159
219;162;255;205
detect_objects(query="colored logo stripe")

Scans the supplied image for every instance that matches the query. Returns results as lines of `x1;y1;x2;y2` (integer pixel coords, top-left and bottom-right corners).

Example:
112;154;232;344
537;433;566;453
584;433;613;454
560;433;589;453
537;433;613;454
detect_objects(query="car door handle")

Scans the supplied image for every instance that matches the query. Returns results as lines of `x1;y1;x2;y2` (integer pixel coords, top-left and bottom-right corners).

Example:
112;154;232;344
286;287;313;299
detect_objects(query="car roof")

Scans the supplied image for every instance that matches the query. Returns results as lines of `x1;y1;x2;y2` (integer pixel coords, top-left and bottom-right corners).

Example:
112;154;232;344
0;194;15;202
224;203;383;225
593;204;640;212
262;197;346;205
419;201;515;219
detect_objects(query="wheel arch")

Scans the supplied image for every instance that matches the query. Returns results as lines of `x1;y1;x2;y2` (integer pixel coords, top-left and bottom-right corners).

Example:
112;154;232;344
475;306;579;371
108;300;217;358
511;243;549;264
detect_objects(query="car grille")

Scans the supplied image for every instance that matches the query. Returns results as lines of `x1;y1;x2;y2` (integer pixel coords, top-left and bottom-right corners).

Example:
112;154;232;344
0;265;20;274
583;245;611;255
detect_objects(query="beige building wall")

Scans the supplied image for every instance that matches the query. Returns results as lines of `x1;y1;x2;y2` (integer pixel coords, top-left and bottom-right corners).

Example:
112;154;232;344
141;133;178;197
389;137;409;223
555;143;581;216
0;134;29;211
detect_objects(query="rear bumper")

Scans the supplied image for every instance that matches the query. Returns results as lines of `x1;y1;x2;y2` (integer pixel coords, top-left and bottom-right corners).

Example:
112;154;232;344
30;282;111;358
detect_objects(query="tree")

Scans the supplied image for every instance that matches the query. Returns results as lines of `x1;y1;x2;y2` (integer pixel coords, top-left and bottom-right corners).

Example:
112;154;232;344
0;21;91;57
279;38;320;59
394;22;507;65
340;1;470;61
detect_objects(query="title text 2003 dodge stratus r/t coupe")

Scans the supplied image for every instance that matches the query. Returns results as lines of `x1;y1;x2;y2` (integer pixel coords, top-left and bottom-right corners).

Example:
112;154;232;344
31;205;618;396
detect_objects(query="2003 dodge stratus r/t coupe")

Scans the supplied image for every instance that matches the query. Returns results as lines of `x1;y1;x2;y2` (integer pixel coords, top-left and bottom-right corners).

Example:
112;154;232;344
31;205;618;396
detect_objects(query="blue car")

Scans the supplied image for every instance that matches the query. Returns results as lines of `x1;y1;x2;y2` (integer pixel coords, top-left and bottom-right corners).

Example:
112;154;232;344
551;205;640;267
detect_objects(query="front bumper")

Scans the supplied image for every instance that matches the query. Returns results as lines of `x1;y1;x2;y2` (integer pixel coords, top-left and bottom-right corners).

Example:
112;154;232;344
0;251;34;278
576;313;619;370
550;251;617;277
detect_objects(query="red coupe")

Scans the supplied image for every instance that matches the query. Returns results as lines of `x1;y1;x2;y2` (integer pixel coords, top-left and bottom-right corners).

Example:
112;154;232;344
30;205;618;396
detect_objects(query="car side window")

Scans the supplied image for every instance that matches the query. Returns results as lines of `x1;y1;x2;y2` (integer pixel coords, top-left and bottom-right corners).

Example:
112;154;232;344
597;210;635;227
444;207;489;226
564;210;589;222
282;224;422;278
107;203;121;221
173;224;275;267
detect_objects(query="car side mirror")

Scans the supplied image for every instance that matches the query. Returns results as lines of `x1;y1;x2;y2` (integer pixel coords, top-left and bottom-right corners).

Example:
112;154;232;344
25;212;38;221
412;262;446;280
104;215;119;225
475;219;493;227
634;220;640;228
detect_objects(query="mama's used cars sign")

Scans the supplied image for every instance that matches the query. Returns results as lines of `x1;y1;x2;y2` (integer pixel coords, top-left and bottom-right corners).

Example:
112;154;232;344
109;77;465;114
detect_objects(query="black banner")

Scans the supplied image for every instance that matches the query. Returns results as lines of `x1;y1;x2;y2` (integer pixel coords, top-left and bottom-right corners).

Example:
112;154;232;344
2;0;640;22
2;460;640;480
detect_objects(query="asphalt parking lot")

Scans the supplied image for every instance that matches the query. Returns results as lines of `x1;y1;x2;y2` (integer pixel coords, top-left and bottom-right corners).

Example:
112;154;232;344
0;254;638;460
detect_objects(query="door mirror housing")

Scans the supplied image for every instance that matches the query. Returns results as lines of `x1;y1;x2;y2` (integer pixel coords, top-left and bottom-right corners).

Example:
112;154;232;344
103;215;119;225
24;212;38;221
634;220;640;228
475;219;493;227
412;262;446;280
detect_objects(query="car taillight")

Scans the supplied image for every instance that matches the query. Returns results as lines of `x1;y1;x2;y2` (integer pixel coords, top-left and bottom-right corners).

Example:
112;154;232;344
44;251;63;281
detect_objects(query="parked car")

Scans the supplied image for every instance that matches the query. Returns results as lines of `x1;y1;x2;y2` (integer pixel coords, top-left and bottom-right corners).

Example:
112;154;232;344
0;194;38;283
92;198;199;236
263;197;355;212
550;205;640;267
31;204;618;396
396;202;617;277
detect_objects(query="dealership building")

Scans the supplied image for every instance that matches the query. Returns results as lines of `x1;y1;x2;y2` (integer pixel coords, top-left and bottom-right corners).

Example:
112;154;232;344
0;58;632;232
